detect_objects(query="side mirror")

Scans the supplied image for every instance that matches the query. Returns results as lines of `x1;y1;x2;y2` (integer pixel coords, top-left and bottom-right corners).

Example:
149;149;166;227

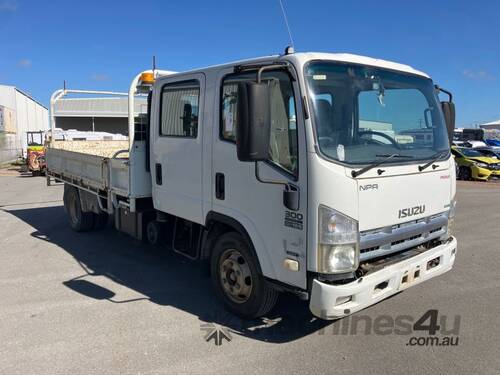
436;86;455;146
236;82;271;162
441;101;455;146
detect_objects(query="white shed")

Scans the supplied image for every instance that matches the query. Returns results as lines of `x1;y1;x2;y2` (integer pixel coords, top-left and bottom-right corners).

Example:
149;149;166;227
480;119;500;131
0;85;49;163
53;96;148;135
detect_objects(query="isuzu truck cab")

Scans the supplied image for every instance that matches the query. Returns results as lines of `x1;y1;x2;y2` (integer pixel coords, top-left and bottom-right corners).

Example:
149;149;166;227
46;50;457;320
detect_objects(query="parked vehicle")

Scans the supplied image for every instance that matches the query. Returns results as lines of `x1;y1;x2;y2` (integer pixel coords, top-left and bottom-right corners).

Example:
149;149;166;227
474;147;500;159
485;139;500;148
453;128;483;142
451;146;500;181
463;140;487;148
452;141;466;147
46;51;458;320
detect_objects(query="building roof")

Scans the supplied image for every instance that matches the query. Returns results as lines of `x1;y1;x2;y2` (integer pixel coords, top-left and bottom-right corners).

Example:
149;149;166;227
0;84;48;109
480;119;500;127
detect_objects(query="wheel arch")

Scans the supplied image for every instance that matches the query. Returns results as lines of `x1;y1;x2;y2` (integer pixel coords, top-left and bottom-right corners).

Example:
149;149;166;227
202;211;274;279
202;212;254;258
63;183;103;215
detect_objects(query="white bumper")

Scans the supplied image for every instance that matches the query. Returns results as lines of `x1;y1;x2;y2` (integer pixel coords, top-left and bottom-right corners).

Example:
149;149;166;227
310;237;457;320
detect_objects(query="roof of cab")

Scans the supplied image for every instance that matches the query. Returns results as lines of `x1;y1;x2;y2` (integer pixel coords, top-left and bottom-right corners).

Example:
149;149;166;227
286;52;430;79
155;51;430;80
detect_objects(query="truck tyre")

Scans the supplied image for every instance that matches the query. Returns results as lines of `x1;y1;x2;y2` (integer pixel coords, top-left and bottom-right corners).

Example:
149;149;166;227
210;232;278;319
63;186;94;232
146;221;162;245
458;166;471;180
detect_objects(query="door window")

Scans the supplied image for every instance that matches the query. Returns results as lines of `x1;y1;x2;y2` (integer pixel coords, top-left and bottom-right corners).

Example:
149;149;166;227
221;70;298;176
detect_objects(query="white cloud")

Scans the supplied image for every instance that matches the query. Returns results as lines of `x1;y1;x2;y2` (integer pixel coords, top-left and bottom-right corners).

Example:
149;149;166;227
90;73;110;81
17;58;32;68
462;69;494;80
0;0;17;12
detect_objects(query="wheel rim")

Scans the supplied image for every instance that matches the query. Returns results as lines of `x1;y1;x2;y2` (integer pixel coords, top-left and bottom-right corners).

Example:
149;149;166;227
219;248;253;304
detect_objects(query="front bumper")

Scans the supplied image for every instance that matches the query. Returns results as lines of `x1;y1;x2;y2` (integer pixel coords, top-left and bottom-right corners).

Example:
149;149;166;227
472;166;500;181
309;237;457;320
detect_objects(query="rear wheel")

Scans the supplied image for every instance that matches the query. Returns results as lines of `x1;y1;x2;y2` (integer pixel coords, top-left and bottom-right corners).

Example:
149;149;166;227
146;221;162;245
458;166;472;180
210;232;278;319
63;186;94;232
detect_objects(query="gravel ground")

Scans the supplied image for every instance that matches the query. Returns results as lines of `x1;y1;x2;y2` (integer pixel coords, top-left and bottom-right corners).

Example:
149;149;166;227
0;172;499;375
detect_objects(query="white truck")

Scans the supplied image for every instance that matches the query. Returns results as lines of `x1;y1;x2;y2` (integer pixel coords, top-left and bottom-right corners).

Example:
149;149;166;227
46;50;457;320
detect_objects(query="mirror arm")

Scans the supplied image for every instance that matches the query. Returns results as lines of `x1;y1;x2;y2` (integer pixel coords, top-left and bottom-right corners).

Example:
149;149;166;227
435;85;453;102
255;162;299;211
257;63;293;83
254;162;289;187
234;61;293;80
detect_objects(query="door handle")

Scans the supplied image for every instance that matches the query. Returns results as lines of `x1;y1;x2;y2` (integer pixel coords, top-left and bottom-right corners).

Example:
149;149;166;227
155;163;162;185
215;173;225;200
283;184;299;211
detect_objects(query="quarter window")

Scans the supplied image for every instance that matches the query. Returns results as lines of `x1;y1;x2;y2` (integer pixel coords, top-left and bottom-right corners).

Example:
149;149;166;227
160;80;200;137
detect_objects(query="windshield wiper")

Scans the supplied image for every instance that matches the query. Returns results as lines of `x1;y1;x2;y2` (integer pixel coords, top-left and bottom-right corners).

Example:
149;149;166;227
418;150;449;172
351;154;414;178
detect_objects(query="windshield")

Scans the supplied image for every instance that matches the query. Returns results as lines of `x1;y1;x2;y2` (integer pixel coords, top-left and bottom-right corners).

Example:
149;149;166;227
474;148;499;158
459;148;484;157
305;62;450;165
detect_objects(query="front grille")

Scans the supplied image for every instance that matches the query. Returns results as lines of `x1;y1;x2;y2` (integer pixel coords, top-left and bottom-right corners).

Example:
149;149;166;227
391;234;422;246
359;212;448;261
361;245;380;254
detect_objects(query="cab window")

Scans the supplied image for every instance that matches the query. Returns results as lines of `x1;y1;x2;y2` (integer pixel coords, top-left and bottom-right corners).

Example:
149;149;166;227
220;70;298;177
160;80;200;138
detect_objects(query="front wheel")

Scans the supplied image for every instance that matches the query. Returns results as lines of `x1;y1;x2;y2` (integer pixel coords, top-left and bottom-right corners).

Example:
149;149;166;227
210;232;278;319
458;166;472;180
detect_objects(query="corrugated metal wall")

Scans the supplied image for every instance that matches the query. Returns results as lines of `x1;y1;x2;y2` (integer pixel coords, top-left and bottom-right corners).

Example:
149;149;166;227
0;85;49;163
0;134;20;164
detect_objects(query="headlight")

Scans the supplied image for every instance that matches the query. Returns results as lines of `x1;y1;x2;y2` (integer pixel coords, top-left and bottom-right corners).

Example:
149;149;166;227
445;198;456;238
474;162;488;168
317;205;359;274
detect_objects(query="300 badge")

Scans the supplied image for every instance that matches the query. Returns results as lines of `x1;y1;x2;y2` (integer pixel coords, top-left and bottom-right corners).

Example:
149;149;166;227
284;211;303;230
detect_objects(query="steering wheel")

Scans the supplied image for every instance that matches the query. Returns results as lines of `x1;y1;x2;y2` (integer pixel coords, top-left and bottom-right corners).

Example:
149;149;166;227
358;131;400;149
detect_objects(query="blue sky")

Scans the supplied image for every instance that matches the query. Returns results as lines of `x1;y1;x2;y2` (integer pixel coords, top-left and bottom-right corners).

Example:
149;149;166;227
0;0;498;126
